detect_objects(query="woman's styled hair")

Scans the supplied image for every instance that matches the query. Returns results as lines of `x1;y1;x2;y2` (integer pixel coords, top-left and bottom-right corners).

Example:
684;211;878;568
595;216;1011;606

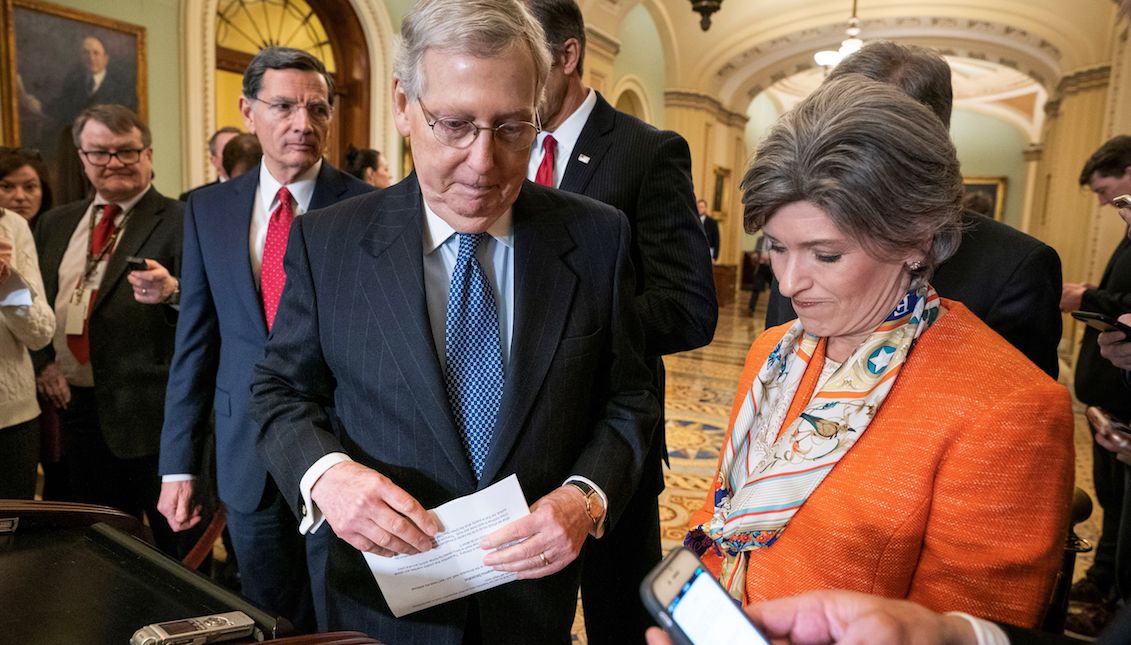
742;74;963;287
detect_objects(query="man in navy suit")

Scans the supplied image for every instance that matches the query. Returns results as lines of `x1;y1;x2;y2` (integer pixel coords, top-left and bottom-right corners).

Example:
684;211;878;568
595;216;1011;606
156;47;372;632
249;1;656;642
525;2;717;642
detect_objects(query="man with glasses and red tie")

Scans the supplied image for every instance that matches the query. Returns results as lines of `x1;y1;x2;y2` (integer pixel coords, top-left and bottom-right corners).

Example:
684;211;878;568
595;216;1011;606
32;104;184;555
154;47;371;632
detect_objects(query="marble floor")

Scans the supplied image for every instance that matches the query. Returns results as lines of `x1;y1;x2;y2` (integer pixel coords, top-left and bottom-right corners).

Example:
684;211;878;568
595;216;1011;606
573;296;1101;642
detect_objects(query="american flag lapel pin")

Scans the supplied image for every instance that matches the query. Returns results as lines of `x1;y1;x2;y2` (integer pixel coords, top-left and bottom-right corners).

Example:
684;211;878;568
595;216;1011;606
578;154;590;164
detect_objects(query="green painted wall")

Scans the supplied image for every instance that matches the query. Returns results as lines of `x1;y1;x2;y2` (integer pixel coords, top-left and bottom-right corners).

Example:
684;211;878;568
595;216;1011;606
612;5;665;128
37;0;182;198
950;109;1029;229
382;0;415;26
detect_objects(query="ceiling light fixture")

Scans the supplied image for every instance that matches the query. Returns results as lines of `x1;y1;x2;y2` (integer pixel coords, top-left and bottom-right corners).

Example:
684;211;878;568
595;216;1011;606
690;0;723;31
814;0;864;69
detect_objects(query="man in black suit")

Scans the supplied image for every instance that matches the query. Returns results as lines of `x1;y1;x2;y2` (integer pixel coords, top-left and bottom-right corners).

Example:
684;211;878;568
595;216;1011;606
764;42;1062;379
698;199;721;261
524;3;717;642
32;104;183;555
1061;136;1131;627
155;47;372;633
250;1;656;641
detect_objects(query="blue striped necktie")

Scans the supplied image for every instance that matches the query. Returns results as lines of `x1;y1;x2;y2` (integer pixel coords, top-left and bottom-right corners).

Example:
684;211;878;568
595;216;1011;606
444;233;505;479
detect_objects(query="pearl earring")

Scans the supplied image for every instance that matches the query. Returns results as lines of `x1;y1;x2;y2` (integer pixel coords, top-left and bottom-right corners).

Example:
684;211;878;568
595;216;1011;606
908;260;923;271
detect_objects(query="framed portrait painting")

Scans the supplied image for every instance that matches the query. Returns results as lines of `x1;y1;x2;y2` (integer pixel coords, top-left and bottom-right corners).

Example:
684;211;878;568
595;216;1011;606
3;0;146;203
962;176;1007;222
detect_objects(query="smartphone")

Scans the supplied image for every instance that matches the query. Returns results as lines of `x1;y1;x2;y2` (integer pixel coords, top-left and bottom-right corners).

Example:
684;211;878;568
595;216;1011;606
1113;194;1131;209
130;611;255;645
640;547;770;645
1071;310;1131;336
125;255;149;272
1087;406;1131;438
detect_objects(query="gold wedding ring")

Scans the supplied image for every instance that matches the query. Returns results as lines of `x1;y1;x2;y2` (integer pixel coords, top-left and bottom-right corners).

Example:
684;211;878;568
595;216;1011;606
538;551;549;567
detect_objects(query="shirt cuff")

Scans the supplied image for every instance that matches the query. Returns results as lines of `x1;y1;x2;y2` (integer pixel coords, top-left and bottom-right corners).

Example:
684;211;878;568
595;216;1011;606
161;474;195;482
945;613;1010;645
564;475;608;538
298;452;352;534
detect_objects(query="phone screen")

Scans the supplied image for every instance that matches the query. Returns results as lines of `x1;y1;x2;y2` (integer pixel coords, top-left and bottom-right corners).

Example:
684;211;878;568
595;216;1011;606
667;565;769;645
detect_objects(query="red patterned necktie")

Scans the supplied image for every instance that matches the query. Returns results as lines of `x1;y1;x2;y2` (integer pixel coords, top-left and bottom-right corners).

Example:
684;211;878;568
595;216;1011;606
534;135;557;187
261;186;294;330
67;203;121;364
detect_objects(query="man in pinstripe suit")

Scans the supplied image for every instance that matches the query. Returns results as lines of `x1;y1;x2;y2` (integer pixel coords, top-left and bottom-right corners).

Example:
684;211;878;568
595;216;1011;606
250;1;657;642
526;2;718;642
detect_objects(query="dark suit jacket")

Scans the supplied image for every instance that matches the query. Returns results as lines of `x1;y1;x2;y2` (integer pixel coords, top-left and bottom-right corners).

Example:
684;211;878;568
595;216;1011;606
701;214;721;260
250;176;657;643
561;93;716;359
766;211;1063;378
33;186;183;459
178;179;218;203
1075;235;1131;416
558;92;716;499
52;66;137;123
999;600;1131;643
158;163;372;513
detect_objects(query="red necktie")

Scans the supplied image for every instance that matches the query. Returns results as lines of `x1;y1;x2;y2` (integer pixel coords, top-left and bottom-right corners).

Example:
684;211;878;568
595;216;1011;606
534;135;557;187
261;186;294;330
68;203;121;364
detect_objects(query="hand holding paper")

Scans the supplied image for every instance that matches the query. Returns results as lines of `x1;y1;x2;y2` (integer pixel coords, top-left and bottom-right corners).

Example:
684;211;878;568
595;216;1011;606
312;460;441;557
480;484;592;579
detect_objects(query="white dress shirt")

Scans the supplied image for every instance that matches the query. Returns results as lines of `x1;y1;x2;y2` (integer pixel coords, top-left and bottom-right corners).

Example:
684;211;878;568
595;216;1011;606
526;89;597;187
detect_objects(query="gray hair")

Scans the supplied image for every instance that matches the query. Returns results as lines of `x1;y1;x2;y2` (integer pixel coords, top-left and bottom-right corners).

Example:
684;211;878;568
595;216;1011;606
243;47;335;101
742;74;963;287
394;0;551;104
827;41;953;127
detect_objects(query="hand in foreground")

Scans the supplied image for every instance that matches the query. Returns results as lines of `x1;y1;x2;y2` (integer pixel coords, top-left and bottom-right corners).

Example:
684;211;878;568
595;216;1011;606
1098;313;1131;370
645;590;977;645
35;362;71;409
0;232;12;283
1060;282;1092;313
480;485;593;579
127;259;178;304
157;479;203;531
311;461;441;557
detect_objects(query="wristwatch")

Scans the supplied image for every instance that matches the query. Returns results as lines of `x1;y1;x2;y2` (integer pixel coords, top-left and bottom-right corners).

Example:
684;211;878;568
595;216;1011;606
566;480;604;534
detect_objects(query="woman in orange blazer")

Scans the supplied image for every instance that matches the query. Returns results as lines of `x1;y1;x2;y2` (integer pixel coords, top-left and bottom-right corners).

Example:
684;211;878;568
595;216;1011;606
686;75;1074;629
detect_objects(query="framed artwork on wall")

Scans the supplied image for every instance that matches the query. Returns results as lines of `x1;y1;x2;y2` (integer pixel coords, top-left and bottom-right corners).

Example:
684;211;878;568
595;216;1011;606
962;176;1007;221
3;0;146;203
712;165;731;219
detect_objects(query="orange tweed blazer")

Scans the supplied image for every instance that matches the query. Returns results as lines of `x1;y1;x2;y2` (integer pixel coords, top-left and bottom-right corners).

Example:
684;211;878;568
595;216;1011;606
689;301;1075;628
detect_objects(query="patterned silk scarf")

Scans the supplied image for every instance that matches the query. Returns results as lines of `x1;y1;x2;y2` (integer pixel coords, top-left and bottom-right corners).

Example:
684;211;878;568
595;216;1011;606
694;285;940;600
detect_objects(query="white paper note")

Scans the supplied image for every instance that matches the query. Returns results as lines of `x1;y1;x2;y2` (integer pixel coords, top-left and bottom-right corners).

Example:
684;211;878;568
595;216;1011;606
364;474;530;617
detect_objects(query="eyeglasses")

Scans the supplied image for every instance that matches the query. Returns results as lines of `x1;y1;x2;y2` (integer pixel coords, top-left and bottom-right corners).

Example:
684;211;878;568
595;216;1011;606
253;97;333;123
80;148;147;166
418;99;540;151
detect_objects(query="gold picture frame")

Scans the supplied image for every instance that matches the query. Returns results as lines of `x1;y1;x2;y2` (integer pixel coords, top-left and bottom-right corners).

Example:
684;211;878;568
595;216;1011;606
3;0;147;201
962;176;1007;221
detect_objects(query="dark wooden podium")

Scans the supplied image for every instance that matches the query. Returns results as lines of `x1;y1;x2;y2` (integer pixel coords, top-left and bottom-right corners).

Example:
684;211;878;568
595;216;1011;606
0;501;289;644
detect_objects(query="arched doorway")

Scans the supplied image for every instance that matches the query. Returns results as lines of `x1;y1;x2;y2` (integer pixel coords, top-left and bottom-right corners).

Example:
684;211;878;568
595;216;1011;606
213;0;369;169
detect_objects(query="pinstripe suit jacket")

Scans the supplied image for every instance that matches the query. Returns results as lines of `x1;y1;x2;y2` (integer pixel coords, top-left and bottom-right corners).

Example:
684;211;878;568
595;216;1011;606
251;175;657;643
559;93;717;500
158;162;372;512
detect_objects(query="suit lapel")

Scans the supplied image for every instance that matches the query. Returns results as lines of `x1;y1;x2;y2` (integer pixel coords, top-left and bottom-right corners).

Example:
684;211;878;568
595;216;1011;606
479;187;577;485
218;172;266;331
310;161;348;210
359;177;476;485
94;187;163;310
558;93;616;195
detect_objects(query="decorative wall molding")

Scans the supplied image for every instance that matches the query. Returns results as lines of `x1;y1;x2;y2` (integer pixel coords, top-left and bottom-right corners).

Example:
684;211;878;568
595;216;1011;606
1023;143;1044;162
1056;65;1112;96
585;25;621;58
665;90;747;128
